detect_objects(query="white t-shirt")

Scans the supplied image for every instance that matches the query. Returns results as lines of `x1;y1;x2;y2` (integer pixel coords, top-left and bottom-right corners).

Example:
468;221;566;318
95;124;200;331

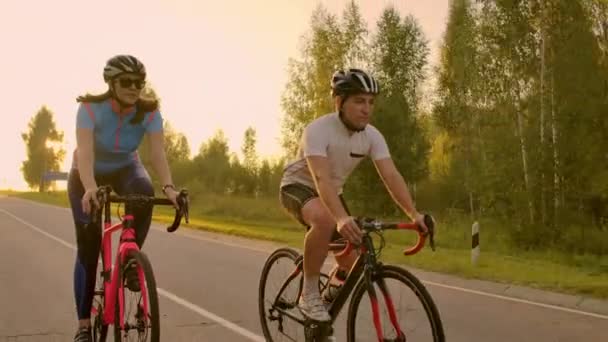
280;112;391;194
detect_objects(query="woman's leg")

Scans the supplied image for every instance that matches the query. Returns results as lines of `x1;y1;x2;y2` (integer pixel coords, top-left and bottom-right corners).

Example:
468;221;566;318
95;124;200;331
68;168;102;329
114;162;155;248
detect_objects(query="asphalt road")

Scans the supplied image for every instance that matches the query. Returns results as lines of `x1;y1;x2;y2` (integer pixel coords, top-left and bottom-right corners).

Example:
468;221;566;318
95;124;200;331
0;196;605;341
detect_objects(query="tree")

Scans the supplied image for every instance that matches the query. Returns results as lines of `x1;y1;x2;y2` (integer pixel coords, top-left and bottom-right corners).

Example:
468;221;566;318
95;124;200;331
228;152;247;195
347;7;430;215
164;122;191;165
192;130;231;193
341;1;370;67
242;127;258;171
239;127;259;195
21;106;65;192
372;10;430;185
428;0;608;250
433;0;486;217
544;0;607;234
257;159;273;196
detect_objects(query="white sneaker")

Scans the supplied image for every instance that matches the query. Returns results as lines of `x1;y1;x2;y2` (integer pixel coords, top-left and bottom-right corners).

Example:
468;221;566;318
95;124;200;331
298;293;331;322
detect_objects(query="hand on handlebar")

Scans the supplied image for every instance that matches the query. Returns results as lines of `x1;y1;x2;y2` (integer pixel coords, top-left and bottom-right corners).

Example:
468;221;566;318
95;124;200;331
82;187;99;215
413;213;428;234
167;189;189;232
417;213;436;251
337;216;362;244
163;187;180;209
177;190;189;223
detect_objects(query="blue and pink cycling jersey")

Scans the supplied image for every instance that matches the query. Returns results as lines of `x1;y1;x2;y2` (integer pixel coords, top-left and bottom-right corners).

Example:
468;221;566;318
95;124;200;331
74;98;163;174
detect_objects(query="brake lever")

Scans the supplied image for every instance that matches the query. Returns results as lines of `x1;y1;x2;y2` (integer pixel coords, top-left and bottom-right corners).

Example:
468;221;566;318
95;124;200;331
177;190;189;223
91;187;108;224
429;230;436;251
181;193;189;224
166;190;188;233
423;214;436;252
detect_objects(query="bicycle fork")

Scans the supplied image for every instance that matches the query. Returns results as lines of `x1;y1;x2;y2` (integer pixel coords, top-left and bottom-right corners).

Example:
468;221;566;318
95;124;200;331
366;271;405;342
116;221;150;332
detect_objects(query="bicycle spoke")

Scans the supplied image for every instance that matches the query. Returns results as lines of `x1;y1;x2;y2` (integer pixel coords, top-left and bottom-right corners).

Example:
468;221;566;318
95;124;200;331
115;252;159;342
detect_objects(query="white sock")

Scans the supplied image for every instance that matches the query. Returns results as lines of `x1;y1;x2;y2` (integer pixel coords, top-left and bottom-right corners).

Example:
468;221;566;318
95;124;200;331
303;275;320;298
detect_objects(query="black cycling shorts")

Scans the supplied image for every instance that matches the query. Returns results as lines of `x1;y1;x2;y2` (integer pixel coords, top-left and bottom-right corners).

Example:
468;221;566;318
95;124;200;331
279;183;350;241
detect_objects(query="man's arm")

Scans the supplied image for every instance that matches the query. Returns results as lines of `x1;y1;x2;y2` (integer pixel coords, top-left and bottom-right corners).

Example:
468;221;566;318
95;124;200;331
367;126;425;226
373;158;420;221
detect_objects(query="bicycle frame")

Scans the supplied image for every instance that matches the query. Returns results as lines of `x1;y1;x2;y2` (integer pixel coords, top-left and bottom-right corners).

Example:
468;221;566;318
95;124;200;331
89;185;188;340
91;201;150;330
270;235;401;340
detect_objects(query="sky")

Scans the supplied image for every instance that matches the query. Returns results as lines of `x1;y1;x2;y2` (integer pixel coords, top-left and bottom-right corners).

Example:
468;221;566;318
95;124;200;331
0;0;449;190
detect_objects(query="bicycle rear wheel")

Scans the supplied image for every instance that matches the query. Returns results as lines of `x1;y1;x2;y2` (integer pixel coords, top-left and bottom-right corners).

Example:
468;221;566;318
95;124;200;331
258;247;306;342
114;250;160;342
347;264;444;342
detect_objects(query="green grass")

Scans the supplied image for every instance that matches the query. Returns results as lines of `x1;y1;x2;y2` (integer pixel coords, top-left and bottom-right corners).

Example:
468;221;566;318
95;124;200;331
14;190;71;206
9;190;608;299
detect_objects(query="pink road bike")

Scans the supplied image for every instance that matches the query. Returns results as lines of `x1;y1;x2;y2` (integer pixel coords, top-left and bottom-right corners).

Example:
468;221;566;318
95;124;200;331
90;185;189;342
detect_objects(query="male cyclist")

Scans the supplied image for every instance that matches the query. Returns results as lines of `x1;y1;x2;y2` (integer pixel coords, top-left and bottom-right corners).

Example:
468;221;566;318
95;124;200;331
279;68;430;322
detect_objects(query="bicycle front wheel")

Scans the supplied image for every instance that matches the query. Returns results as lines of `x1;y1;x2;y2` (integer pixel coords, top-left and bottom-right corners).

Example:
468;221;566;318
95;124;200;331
92;302;108;342
114;250;160;342
347;264;445;342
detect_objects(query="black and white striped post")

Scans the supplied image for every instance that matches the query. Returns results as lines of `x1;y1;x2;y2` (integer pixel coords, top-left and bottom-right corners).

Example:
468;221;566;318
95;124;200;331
472;221;480;265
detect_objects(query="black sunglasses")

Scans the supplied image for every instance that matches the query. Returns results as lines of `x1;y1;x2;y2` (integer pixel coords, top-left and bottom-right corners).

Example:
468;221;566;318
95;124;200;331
117;78;145;90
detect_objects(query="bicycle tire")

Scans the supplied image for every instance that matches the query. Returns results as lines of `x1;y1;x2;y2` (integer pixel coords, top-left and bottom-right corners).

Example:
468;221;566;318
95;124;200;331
346;264;445;342
114;250;160;342
258;247;302;341
92;302;108;342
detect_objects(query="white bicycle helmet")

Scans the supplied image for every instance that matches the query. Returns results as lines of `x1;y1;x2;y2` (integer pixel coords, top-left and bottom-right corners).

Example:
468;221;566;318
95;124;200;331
103;54;146;83
331;68;380;97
